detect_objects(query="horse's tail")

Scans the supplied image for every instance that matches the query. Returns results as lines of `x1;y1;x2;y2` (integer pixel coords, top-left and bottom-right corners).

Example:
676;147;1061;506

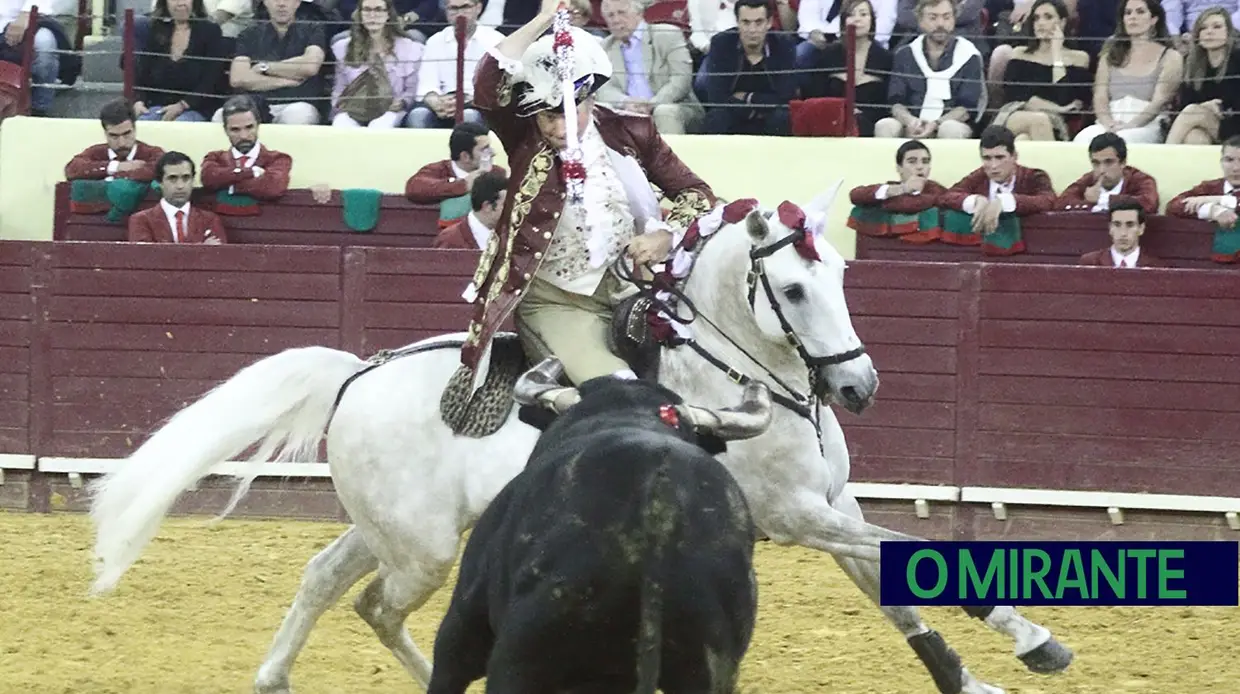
634;462;676;694
88;345;367;596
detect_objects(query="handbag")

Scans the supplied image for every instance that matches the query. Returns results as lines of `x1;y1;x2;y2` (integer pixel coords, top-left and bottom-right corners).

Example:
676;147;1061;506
338;54;395;125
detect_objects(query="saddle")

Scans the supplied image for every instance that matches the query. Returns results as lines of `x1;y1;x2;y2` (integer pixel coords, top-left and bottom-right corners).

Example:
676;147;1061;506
437;299;665;438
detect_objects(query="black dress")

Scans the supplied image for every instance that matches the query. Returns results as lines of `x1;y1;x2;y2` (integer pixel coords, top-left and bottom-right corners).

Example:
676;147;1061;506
803;41;892;137
135;19;227;119
1000;56;1092;109
1178;49;1240;140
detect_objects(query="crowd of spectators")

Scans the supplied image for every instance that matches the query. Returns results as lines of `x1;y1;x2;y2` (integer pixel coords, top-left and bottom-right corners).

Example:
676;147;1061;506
2;0;1239;143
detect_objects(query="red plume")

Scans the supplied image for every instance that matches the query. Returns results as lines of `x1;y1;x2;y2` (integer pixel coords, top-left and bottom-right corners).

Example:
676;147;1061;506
777;201;820;262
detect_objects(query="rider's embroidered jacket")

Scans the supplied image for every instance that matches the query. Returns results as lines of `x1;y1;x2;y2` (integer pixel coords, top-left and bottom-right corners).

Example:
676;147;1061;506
459;52;717;372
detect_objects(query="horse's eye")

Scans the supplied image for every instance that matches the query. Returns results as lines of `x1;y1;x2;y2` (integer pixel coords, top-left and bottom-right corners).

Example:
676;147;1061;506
783;284;806;303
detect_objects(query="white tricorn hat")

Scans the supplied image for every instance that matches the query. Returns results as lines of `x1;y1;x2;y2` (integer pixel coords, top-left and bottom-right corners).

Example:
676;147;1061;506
510;26;613;118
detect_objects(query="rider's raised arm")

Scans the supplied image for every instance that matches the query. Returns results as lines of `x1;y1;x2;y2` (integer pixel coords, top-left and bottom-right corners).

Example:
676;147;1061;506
473;6;557;148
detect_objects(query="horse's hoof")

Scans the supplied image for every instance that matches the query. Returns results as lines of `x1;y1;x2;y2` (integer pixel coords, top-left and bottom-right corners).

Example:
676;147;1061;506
1019;637;1074;674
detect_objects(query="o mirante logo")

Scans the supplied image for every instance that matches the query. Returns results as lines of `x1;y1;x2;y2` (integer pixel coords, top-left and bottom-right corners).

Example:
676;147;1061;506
879;541;1240;607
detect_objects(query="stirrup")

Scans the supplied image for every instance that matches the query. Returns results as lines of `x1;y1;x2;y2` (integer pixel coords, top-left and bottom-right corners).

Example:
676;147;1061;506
513;357;581;413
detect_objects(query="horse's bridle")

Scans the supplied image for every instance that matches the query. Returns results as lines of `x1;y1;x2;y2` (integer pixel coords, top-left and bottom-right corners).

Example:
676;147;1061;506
622;217;868;439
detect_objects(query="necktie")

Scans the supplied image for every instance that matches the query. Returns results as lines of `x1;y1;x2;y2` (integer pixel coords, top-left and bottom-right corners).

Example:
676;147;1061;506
1118;258;1127;268
826;0;843;22
175;210;185;243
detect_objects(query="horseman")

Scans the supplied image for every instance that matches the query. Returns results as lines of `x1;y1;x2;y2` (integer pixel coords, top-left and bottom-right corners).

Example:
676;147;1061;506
461;0;716;388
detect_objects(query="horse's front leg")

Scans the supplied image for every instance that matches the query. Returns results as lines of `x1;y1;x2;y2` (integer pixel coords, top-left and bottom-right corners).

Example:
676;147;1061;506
959;605;1074;674
765;488;1005;694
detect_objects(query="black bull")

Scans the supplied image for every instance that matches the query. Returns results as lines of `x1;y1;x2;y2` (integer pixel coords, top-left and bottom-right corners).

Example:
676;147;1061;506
426;369;775;694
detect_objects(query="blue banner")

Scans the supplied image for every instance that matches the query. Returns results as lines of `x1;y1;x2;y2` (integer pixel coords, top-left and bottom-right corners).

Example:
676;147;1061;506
879;541;1239;607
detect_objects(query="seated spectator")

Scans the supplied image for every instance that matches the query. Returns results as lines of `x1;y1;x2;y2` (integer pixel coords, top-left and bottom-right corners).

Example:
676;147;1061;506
408;0;502;129
801;0;892;137
406;121;507;226
796;0;895;82
567;0;606;37
0;0;62;116
128;151;229;244
1165;8;1240;145
1164;0;1240;51
893;0;984;51
1166;135;1240;262
200;95;294;210
134;0;227;123
330;0;423;128
1072;0;1183;145
874;0;984;140
1056;132;1159;213
217;0;328;125
334;0;440;39
65;99;166;183
846;138;946;242
433;169;507;249
983;0;1078;103
990;0;1090;141
1078;196;1164;267
700;0;796;136
597;0;703;135
939;125;1056;253
689;0;799;56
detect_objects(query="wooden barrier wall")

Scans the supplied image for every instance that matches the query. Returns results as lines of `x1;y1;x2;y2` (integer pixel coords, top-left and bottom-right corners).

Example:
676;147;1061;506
3;240;1240;537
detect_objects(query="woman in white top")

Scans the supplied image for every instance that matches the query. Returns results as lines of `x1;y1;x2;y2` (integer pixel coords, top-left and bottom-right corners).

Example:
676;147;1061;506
1073;0;1183;145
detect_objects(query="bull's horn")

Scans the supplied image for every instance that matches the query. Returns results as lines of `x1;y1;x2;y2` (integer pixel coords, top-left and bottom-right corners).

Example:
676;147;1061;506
677;381;773;441
513;357;581;413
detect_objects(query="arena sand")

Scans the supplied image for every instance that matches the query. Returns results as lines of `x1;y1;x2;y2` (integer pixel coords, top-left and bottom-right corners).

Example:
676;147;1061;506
1;511;1235;694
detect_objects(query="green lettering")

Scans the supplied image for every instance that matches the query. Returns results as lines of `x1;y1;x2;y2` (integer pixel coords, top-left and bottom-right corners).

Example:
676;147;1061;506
1158;549;1187;599
1128;549;1157;599
1091;549;1124;598
960;549;1003;600
907;549;948;599
1055;549;1089;599
1022;549;1053;599
1009;545;1018;600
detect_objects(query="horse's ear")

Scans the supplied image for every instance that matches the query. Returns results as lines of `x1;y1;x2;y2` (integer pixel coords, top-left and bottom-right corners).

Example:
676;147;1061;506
745;209;769;242
802;179;845;236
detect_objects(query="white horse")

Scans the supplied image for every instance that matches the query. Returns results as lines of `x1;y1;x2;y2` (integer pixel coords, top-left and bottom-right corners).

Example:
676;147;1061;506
88;188;1072;694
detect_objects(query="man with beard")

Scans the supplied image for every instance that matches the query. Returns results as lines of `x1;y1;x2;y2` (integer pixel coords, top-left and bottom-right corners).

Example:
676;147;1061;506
128;151;228;245
199;95;294;213
875;0;984;140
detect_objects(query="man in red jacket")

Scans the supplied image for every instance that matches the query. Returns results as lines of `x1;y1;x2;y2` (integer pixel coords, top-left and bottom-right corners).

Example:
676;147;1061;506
128;151;228;244
938;124;1056;253
1056;132;1160;215
198;95;294;209
434;170;508;250
406;122;508;228
64;99;165;183
847;139;948;243
1078;196;1165;267
1166;135;1240;262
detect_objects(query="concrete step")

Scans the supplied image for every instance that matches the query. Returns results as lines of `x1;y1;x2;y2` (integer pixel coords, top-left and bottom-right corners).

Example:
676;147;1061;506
47;80;124;120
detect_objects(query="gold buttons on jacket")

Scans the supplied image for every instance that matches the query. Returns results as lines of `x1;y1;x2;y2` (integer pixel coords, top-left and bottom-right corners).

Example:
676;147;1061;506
552;211;560;219
523;273;531;280
534;252;543;259
542;231;551;239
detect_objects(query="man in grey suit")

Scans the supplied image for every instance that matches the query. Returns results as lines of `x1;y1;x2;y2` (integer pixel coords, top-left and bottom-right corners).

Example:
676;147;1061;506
597;0;705;134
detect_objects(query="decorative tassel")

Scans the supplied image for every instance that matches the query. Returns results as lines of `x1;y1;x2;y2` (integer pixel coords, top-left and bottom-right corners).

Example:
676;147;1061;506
552;3;585;204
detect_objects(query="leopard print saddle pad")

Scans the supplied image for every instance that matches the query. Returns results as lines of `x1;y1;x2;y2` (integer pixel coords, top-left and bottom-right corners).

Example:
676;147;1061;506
439;334;528;438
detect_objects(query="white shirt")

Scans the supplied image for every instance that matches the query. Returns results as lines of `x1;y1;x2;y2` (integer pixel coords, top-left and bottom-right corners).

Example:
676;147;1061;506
466;211;492;250
416;25;504;101
477;0;505;28
1110;246;1141;268
797;0;896;47
874;182;922;199
1094;177;1124;213
1198;180;1239;220
963;177;1018;215
160;198;192;243
228;142;263;194
105;146;138;182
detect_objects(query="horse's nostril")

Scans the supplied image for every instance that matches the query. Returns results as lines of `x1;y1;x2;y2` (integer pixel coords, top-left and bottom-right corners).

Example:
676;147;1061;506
841;386;861;403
